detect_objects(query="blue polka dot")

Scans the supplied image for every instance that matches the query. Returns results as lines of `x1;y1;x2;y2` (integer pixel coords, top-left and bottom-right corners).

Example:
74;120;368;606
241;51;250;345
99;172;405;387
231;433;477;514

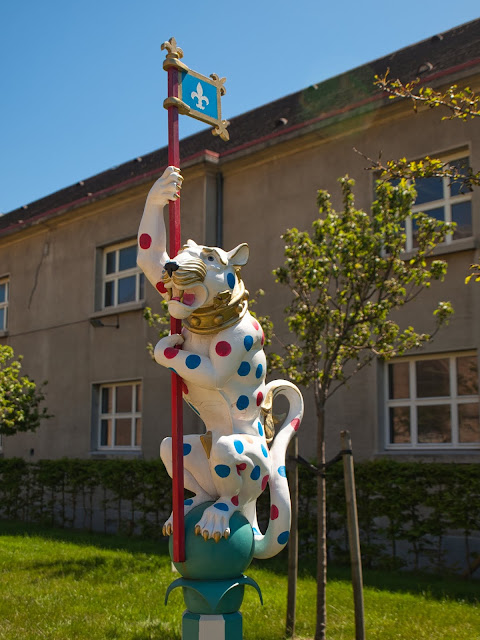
236;395;250;410
227;272;236;289
183;443;192;456
278;465;287;477
253;527;259;535
237;362;251;377
184;498;194;506
256;364;263;379
261;445;268;458
244;335;253;351
186;355;201;369
215;464;231;478
257;421;264;436
234;440;244;454
214;502;229;511
277;531;290;545
250;465;261;480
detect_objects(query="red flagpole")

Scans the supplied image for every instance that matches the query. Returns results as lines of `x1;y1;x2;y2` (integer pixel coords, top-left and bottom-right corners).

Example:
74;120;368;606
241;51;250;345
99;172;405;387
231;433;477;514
166;64;185;563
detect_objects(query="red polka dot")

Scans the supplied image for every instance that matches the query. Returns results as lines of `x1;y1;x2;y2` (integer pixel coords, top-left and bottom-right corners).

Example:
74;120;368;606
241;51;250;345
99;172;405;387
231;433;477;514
164;348;179;359
139;233;152;249
156;282;167;294
252;319;260;331
182;382;189;395
270;505;279;520
236;463;247;475
231;495;239;506
261;475;270;491
256;392;264;406
261;331;265;346
215;341;232;357
291;418;300;431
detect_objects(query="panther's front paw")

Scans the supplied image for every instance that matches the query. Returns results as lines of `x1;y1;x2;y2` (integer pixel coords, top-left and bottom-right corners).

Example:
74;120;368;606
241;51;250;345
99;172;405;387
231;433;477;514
195;501;234;542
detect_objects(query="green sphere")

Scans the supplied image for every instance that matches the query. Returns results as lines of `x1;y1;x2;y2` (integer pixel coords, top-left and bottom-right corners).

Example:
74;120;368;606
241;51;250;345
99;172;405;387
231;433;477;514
170;502;254;580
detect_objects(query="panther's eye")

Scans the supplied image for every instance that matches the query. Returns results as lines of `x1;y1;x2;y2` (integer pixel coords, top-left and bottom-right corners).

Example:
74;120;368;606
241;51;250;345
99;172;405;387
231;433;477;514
207;255;215;262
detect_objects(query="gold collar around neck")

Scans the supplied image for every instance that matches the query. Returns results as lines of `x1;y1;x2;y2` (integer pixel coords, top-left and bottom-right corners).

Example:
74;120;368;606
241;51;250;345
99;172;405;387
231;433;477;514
184;279;249;335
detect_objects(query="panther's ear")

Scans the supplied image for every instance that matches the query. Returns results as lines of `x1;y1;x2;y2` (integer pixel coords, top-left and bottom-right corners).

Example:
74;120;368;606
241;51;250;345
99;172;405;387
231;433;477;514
227;243;249;267
186;239;199;248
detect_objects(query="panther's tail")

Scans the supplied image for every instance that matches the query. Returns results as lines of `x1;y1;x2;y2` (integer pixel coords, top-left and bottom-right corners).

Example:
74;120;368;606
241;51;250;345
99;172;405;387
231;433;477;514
250;380;303;559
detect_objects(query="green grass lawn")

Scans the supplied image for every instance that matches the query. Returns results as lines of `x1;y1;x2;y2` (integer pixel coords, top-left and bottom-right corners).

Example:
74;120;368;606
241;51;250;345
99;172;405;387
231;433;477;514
0;520;478;640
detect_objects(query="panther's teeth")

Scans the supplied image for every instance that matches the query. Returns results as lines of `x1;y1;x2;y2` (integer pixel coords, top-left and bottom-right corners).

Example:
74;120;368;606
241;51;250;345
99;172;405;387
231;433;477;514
224;529;230;540
194;525;201;536
166;523;172;536
162;525;166;536
202;530;210;541
213;532;222;543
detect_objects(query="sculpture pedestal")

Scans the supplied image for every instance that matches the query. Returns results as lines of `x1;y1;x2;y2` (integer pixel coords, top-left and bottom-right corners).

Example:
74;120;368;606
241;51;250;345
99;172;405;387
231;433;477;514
165;503;262;640
183;611;242;640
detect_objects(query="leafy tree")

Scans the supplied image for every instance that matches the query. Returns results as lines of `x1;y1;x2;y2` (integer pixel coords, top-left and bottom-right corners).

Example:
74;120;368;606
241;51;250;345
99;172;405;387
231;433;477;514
0;345;51;436
273;177;454;640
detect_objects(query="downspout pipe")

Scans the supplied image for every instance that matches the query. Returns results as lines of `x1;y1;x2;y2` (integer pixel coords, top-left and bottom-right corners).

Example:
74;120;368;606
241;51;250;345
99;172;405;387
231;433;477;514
216;171;224;248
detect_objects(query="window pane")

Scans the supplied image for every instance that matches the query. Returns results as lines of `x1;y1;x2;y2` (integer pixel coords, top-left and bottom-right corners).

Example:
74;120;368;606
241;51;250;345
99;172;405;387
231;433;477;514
0;283;6;303
457;355;478;396
417;405;451;443
389;407;410;443
119;245;137;271
412;207;445;248
115;418;132;446
135;384;142;412
116;385;132;413
389;362;409;399
117;276;136;304
416;359;450;398
100;419;112;446
452;201;472;240
139;273;145;300
414;176;444;205
101;387;112;414
449;157;470;197
104;281;115;307
106;251;116;275
0;308;5;331
135;418;142;446
458;403;480;443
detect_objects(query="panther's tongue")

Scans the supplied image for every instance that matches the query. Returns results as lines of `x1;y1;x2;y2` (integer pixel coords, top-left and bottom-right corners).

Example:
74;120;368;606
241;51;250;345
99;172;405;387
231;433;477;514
183;293;195;306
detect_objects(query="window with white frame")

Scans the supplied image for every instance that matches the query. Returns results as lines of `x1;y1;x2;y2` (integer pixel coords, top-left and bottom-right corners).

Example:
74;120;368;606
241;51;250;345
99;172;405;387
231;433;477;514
386;352;479;449
98;381;142;449
102;241;145;309
0;277;9;331
406;154;472;251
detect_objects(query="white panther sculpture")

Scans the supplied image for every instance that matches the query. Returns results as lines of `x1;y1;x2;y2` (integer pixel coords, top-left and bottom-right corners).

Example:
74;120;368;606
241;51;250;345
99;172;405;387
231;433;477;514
137;166;303;559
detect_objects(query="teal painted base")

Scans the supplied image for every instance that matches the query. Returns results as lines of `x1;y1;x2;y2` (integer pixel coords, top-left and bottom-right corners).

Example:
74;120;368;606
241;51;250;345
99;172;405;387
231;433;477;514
183;611;242;640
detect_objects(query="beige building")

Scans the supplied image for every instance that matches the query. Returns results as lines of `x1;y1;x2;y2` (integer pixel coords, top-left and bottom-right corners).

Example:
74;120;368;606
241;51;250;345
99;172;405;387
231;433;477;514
1;19;479;463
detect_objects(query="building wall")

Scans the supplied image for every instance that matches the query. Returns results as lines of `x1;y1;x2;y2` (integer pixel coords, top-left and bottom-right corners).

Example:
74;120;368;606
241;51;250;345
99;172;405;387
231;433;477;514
0;93;479;463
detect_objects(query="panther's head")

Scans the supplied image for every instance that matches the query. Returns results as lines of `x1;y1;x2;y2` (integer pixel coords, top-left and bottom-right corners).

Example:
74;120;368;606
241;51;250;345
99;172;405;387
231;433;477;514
159;239;249;321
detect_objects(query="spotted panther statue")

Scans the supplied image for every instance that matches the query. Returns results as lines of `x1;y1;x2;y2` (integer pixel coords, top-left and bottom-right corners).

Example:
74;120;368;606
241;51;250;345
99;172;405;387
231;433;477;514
137;166;303;559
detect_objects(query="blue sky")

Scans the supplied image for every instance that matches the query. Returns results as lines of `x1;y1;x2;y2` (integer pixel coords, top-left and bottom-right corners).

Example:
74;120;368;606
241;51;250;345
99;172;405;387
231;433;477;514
1;1;479;213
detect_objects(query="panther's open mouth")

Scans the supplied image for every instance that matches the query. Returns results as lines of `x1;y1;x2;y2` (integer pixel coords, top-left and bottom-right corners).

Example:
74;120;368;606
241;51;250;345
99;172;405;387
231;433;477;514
164;283;208;319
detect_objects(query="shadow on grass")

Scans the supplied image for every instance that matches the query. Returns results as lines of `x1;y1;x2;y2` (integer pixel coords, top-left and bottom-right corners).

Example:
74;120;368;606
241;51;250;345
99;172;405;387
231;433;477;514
2;519;479;605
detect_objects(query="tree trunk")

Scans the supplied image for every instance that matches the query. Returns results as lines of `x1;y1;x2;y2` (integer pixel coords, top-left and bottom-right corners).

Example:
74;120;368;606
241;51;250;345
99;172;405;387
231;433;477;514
315;403;327;640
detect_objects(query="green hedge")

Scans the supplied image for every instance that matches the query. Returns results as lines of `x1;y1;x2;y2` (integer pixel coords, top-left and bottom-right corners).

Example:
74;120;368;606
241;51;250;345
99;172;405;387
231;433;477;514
0;457;479;572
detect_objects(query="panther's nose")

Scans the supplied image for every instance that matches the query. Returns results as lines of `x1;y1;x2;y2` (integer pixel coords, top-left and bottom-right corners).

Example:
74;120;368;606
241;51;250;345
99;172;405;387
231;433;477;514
164;261;180;277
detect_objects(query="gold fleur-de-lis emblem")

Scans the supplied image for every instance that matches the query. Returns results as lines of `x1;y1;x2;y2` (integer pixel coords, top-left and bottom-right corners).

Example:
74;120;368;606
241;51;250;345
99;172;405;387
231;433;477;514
191;82;209;110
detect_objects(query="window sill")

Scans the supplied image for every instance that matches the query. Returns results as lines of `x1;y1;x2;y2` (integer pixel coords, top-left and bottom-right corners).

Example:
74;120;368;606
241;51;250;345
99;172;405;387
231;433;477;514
402;237;476;260
90;449;143;459
90;301;146;321
377;449;480;463
0;330;8;338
